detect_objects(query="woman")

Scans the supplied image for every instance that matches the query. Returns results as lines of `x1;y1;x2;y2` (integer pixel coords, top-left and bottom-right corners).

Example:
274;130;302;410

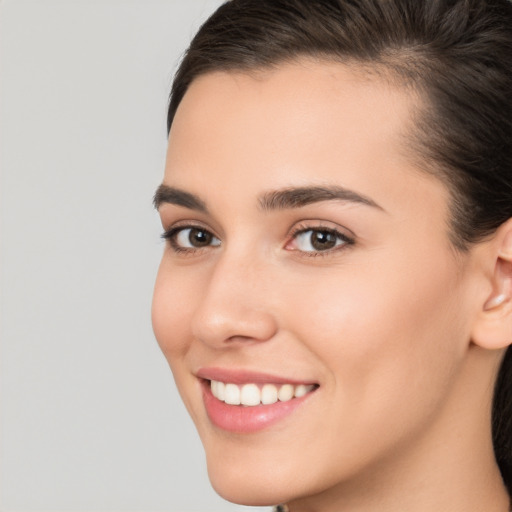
152;0;512;510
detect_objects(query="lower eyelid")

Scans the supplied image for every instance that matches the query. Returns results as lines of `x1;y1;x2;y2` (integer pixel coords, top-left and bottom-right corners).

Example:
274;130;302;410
163;225;221;253
285;227;355;255
162;223;353;255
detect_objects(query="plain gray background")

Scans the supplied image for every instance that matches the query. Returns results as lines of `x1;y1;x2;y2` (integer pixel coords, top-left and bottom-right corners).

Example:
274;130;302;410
0;1;268;510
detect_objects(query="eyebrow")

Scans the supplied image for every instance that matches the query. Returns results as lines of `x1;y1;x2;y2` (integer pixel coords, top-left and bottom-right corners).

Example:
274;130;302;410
153;184;383;213
259;186;383;211
153;184;208;213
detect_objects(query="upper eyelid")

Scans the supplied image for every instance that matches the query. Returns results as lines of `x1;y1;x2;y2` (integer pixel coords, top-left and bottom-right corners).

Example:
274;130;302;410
162;225;221;254
291;227;354;242
161;219;356;248
288;226;355;244
162;224;219;242
288;219;356;239
162;220;219;236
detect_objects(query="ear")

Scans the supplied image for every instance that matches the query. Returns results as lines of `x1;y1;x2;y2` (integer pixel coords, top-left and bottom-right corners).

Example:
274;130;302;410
471;218;512;350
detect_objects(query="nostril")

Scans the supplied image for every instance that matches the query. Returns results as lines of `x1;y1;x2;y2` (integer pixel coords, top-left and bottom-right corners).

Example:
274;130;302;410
191;307;278;348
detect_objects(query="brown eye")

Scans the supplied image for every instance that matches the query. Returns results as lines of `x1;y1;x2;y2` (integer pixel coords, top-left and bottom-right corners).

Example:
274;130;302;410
188;228;213;247
309;230;338;251
289;228;353;254
170;227;221;250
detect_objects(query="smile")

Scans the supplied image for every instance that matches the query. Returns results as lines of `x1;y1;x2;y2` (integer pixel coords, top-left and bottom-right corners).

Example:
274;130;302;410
198;371;319;433
210;380;316;407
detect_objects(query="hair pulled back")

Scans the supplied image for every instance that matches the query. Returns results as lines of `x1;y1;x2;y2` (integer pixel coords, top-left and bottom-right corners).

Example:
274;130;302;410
167;0;512;494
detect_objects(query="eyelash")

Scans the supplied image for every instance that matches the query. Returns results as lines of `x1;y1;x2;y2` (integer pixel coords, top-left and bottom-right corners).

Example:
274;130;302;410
161;224;220;254
161;223;355;257
286;223;355;258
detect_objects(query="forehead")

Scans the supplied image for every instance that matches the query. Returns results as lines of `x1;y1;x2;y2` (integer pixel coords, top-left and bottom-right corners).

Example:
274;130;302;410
172;59;419;144
168;60;420;176
165;60;448;225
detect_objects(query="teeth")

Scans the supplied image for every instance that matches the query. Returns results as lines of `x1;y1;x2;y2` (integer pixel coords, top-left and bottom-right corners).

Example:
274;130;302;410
211;380;226;400
210;380;315;407
240;383;261;406
224;383;241;405
294;384;308;398
216;381;225;401
278;384;294;402
261;383;278;405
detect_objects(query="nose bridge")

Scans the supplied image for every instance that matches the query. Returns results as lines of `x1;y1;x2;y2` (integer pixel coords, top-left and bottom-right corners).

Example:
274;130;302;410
191;246;277;347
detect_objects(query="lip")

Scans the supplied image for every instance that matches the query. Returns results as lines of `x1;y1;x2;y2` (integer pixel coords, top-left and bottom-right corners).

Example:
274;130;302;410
196;367;317;386
197;367;318;433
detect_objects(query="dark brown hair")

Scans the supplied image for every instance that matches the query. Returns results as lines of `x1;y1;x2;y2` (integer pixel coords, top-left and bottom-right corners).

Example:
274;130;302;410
167;0;512;493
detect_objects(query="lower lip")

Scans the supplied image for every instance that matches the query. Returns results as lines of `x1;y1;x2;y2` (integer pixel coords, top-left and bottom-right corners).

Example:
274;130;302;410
202;381;316;433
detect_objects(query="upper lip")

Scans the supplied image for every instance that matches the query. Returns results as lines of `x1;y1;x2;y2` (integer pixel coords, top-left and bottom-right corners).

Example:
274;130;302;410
196;367;318;386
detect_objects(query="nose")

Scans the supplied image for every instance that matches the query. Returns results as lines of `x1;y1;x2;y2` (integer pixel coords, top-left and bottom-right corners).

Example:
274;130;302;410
191;252;278;348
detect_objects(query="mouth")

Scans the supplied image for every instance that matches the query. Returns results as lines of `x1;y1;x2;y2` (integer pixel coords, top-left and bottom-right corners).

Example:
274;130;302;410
197;369;319;433
209;380;317;407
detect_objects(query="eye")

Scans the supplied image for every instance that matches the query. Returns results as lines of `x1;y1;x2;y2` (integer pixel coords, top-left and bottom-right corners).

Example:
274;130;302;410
163;226;221;252
287;227;353;254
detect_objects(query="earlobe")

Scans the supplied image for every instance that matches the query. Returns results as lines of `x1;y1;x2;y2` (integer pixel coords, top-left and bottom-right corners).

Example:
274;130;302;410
471;219;512;350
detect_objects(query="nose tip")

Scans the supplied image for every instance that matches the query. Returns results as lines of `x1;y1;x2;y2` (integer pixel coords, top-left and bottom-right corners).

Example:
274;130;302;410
191;260;278;348
192;305;278;347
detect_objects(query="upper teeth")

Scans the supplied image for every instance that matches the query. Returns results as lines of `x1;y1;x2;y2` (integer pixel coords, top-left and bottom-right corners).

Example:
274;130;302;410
210;380;315;406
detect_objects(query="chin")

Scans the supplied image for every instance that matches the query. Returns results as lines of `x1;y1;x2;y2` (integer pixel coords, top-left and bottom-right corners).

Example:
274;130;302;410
204;447;299;507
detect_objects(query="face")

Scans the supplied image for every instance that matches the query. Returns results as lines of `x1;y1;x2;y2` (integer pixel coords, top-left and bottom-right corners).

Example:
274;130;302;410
152;61;480;507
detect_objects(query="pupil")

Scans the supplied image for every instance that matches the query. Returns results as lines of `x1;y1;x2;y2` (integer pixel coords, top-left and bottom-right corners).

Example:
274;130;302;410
190;229;211;247
311;231;336;251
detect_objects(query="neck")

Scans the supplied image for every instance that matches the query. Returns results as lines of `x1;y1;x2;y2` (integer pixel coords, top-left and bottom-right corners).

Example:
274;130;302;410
288;346;510;512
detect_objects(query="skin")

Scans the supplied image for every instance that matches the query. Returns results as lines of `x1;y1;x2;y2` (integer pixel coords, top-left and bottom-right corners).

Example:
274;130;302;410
152;61;511;511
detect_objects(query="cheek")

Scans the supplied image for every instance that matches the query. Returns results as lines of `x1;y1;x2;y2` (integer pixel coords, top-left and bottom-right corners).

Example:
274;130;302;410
284;252;468;423
151;258;197;363
152;259;207;421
